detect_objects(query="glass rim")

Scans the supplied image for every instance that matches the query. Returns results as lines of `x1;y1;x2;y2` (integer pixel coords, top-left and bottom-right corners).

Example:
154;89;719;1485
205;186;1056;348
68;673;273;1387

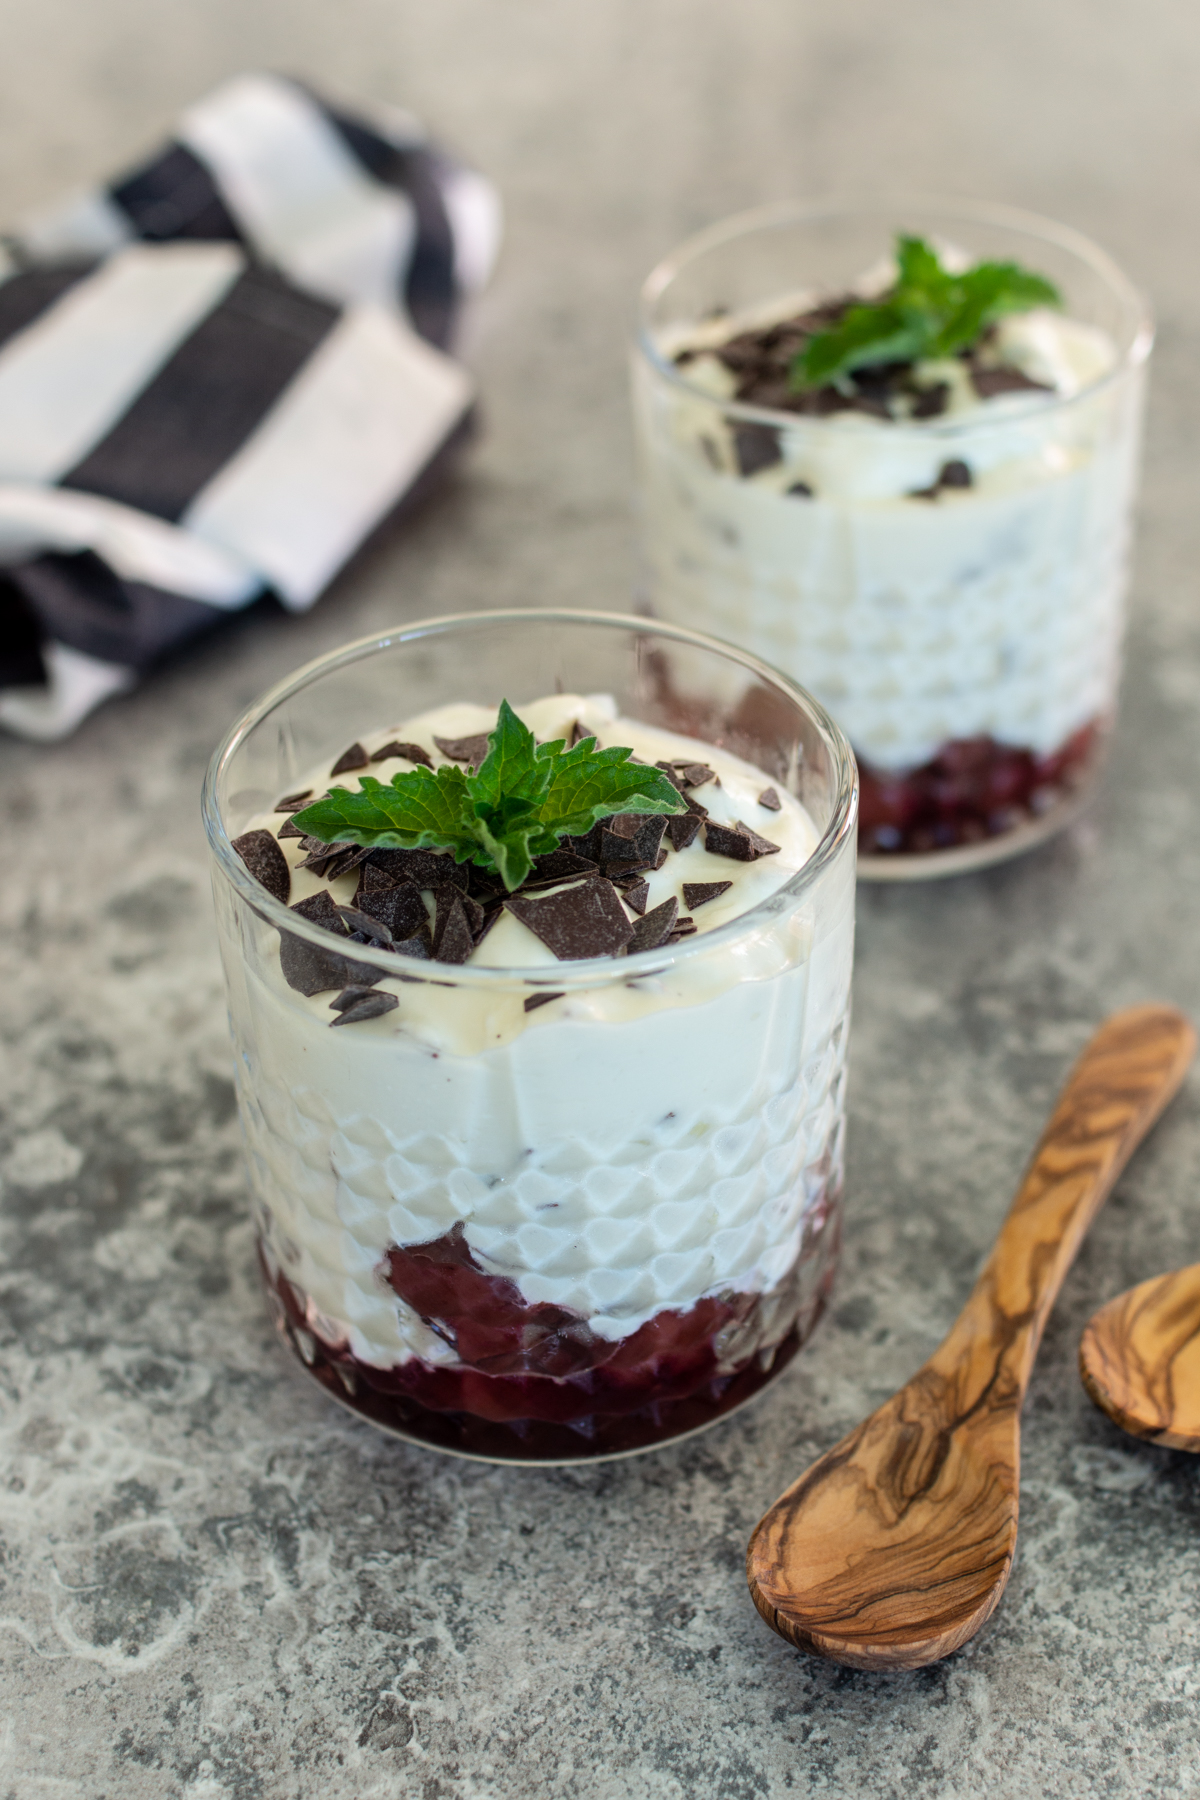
636;192;1154;438
201;607;859;992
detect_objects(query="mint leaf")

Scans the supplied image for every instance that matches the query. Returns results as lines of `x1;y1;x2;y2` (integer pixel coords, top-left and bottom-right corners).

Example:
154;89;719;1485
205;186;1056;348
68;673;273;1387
290;703;687;891
791;234;1061;392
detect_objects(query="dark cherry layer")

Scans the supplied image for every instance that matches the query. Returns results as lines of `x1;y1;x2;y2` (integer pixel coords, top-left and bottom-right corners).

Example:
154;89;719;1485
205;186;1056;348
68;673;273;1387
858;721;1102;857
263;1210;838;1460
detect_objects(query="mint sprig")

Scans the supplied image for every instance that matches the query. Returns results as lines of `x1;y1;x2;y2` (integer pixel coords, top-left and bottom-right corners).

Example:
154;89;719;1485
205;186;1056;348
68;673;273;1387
291;700;686;891
792;234;1061;392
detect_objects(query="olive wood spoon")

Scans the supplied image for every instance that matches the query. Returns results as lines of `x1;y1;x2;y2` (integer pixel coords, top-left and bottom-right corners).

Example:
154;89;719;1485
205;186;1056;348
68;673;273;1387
747;1003;1196;1673
1080;1263;1200;1451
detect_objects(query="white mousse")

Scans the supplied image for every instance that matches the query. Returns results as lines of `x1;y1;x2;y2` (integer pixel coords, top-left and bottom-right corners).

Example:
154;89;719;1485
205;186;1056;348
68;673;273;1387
223;694;854;1371
635;305;1143;772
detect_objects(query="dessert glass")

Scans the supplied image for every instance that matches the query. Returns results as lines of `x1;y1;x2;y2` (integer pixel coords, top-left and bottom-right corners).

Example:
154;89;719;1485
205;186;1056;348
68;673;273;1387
634;197;1153;878
203;610;857;1464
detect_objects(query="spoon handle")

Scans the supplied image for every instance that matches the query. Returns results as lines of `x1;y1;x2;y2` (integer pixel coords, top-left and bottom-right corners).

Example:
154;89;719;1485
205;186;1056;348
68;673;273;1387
933;1004;1195;1395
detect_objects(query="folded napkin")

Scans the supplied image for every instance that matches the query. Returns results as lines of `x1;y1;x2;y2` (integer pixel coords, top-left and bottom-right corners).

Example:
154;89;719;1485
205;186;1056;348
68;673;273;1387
0;74;501;741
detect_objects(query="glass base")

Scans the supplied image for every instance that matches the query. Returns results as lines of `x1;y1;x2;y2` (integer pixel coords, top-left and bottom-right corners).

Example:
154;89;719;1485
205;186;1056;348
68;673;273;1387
260;1209;840;1464
858;721;1105;881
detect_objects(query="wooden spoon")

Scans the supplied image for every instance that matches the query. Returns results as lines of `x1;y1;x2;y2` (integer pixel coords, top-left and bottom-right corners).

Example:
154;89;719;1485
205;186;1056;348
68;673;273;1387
747;1004;1195;1672
1079;1264;1200;1451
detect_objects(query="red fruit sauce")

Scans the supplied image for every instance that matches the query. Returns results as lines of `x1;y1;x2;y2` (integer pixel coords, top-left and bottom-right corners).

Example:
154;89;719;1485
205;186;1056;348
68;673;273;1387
264;1215;837;1460
858;721;1101;857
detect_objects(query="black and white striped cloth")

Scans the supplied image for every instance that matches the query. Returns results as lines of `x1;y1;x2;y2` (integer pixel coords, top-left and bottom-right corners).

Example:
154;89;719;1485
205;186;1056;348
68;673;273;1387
0;74;500;741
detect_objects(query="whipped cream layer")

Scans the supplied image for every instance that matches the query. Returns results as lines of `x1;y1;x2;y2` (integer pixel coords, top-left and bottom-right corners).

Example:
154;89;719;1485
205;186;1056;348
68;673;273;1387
220;695;854;1369
636;306;1144;771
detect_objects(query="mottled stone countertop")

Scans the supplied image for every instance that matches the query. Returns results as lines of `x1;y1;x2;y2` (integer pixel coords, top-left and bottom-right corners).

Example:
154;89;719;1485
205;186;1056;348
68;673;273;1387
3;5;1200;1796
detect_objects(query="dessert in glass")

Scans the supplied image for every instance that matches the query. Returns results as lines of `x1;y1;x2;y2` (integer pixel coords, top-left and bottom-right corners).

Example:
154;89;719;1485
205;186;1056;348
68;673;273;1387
634;198;1152;876
203;610;857;1463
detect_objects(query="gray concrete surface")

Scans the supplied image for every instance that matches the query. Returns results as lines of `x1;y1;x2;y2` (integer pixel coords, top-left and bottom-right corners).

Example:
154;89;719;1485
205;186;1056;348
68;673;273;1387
3;4;1200;1795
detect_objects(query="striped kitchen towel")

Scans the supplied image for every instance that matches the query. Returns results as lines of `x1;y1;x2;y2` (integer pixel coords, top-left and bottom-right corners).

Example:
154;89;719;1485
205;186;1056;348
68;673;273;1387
0;74;501;742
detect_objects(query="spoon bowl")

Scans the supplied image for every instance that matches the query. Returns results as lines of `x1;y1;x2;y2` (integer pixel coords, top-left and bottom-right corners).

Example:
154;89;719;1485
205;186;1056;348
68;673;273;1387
1080;1263;1200;1452
747;1005;1196;1671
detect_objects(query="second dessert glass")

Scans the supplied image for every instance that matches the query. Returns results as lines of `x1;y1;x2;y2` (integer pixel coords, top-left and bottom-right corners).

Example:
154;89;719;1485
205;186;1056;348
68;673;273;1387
634;197;1153;877
204;611;857;1463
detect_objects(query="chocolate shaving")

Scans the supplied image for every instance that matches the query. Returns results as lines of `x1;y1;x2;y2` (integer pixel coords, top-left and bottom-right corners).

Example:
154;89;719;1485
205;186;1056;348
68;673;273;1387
433;731;492;768
354;881;428;942
431;893;475;965
295;837;354;873
910;381;950;419
669;918;698;941
370;740;434;768
472;905;503;949
330;742;369;776
275;790;313;812
330;991;399;1027
320;845;373;882
787;481;814;498
563;823;604;862
568;720;594;747
505;878;634;960
524;991;565;1013
367;848;470;892
683;881;732;910
627;897;678;954
666;812;703;853
970;365;1053;399
335;905;395;948
654;845;669;870
673;761;716;789
733;422;782;478
703;819;781;861
232;829;291;904
329;984;382;1012
601;813;667;870
528;849;599;885
392;929;433;960
621;878;650;915
279;891;382;996
910;458;973;501
758;787;782;811
277;818;305;840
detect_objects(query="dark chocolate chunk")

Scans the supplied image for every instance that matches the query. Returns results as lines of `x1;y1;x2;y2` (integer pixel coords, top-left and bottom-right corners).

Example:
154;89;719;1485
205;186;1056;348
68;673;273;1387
369;740;434;768
733;423;782;477
600;813;667;869
330;742;369;776
970;365;1053;399
669;918;698;941
232;829;291;904
910;381;950;419
295;836;354;873
563;823;604;862
672;761;716;789
786;481;815;498
683;881;733;910
357;861;397;894
758;786;782;811
279;891;383;996
505;879;634;961
622;878;650;916
329;984;381;1012
666;811;703;853
703;819;782;861
524;991;565;1013
330;991;399;1027
472;905;503;948
939;458;972;490
392;928;433;960
320;845;373;882
433;731;492;768
277;818;305;839
568;720;594;747
354;881;429;942
367;848;469;892
275;790;313;812
431;894;475;965
626;897;678;954
654;846;669;870
335;905;395;948
527;849;599;885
